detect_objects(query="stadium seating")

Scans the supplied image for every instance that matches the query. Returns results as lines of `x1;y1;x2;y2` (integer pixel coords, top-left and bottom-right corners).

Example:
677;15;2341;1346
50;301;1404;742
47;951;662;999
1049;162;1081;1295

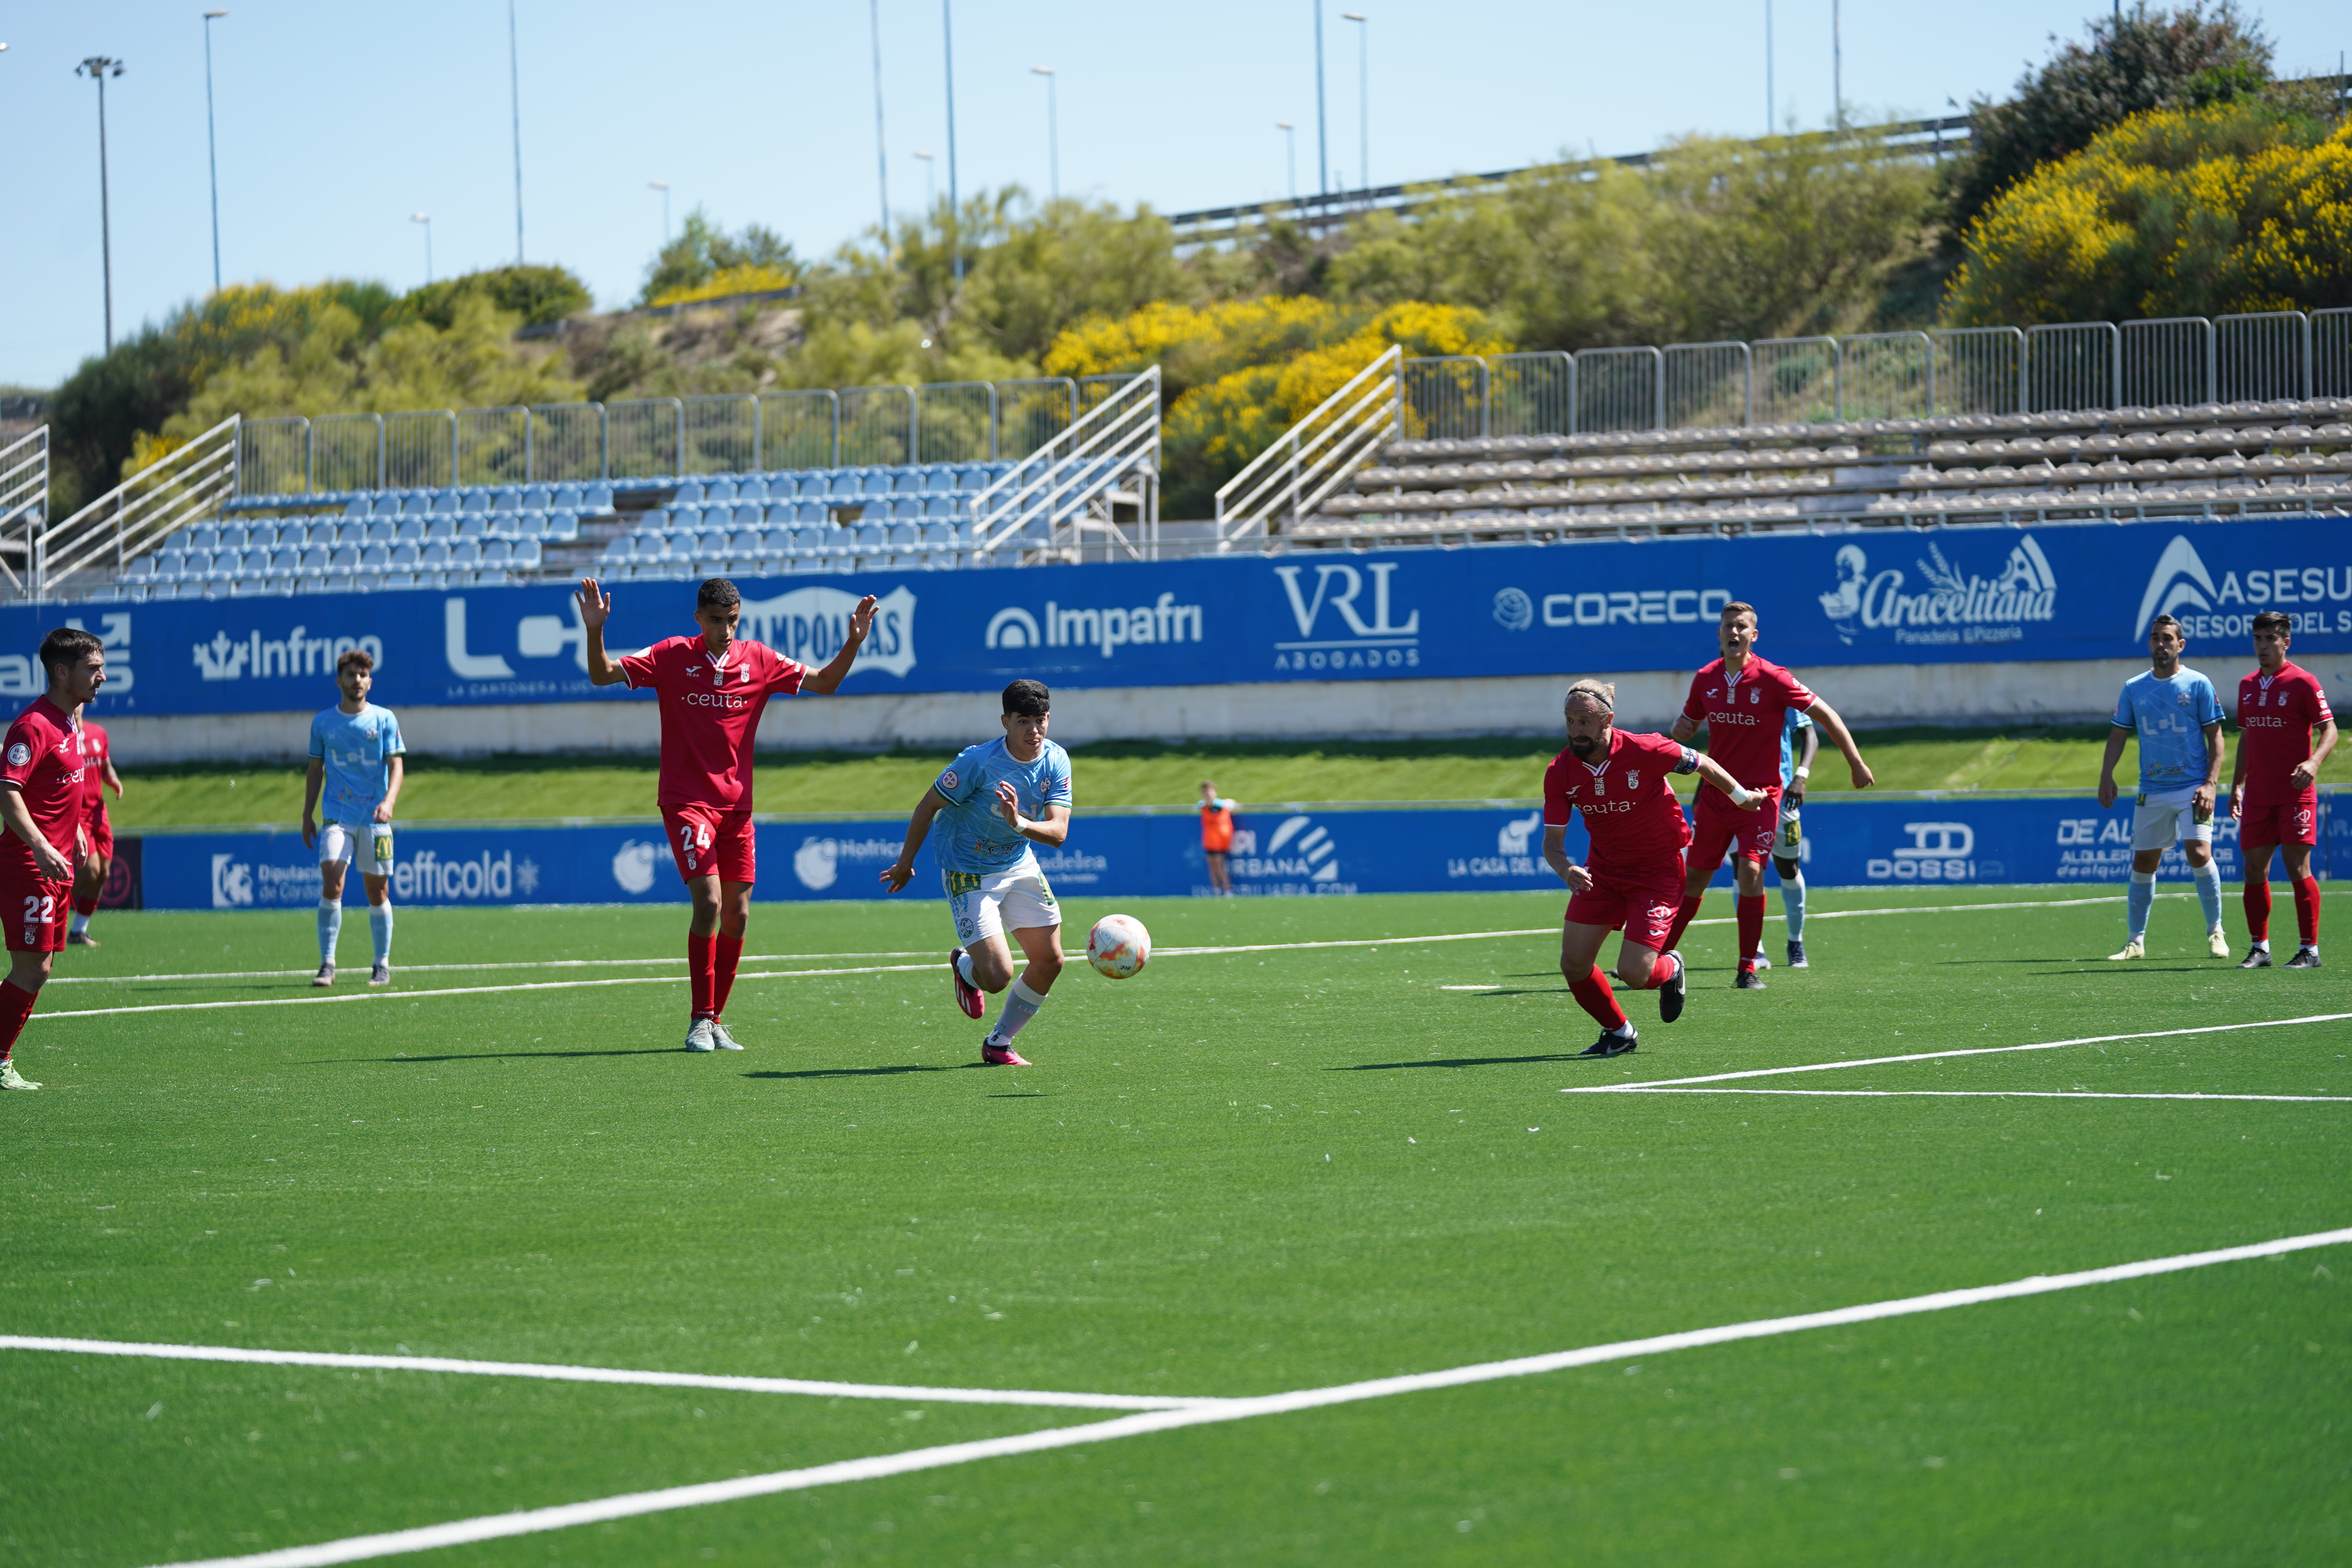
1299;397;2352;546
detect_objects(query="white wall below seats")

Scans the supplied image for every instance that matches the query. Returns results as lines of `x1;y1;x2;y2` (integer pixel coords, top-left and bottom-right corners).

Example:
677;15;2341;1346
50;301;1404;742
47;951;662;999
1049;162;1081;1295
100;653;2350;764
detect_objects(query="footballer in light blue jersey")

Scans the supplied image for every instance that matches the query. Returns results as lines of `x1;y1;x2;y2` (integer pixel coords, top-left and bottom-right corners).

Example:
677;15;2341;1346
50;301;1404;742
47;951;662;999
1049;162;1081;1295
308;704;406;825
2098;615;2229;960
1778;707;1816;791
882;680;1074;1067
2111;667;2224;797
301;650;407;988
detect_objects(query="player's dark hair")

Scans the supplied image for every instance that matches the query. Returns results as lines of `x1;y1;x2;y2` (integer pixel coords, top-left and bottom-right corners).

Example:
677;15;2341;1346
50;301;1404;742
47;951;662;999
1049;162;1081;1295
2148;613;2183;635
2251;610;2293;635
697;577;741;613
336;647;374;677
1719;600;1757;624
37;626;102;679
1002;679;1051;717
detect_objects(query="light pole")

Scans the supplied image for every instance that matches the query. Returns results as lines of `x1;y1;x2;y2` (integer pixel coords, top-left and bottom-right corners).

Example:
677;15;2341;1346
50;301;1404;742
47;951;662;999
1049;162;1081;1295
913;150;935;212
203;10;227;294
869;0;890;247
1031;66;1057;201
1312;2;1327;197
507;0;524;262
77;57;125;354
942;0;962;284
1276;121;1296;203
1342;12;1366;196
1831;0;1843;132
1764;0;1774;133
648;181;670;245
411;212;432;286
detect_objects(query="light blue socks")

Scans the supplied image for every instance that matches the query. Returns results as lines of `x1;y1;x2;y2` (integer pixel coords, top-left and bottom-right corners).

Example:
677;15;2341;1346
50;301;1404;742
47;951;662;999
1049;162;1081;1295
317;898;343;964
989;976;1046;1045
2192;860;2225;933
2127;871;2156;941
1782;871;1807;941
369;903;394;965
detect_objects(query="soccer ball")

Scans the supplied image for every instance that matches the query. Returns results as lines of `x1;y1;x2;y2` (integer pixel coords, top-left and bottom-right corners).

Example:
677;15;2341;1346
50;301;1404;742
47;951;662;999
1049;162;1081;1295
1086;913;1151;979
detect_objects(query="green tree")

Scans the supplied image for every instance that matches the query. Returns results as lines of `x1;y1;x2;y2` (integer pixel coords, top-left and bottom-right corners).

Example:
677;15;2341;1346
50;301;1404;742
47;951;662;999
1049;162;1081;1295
1943;3;2272;241
403;265;591;329
639;211;801;306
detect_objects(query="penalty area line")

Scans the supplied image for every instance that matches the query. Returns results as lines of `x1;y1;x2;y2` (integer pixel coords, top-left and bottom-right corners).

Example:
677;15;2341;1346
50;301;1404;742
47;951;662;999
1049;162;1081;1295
143;1224;2352;1568
1613;1087;2351;1103
1561;1013;2352;1093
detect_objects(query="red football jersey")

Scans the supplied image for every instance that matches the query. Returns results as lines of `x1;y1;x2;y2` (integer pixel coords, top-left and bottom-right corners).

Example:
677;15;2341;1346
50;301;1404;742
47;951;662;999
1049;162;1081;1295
0;697;87;877
79;719;110;825
2236;661;2335;807
1682;655;1815;789
620;635;808;811
1543;729;1698;874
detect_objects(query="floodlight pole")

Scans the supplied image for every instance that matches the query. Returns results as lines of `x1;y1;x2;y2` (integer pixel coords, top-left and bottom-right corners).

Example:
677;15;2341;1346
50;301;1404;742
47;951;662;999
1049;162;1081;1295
1343;13;1366;198
869;0;891;247
1831;0;1843;132
1764;0;1773;132
508;0;525;263
204;11;227;293
77;56;125;354
942;0;962;284
1313;2;1327;197
1277;121;1296;203
1031;67;1057;201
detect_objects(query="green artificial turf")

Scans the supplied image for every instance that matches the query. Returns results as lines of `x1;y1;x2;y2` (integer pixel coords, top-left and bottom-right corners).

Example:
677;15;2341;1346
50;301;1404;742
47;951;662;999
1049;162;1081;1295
7;887;2348;1565
112;724;2347;829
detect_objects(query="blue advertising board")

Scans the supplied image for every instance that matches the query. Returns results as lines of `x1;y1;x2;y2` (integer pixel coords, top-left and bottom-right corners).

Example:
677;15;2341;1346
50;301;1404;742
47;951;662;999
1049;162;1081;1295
136;790;2340;912
20;517;2352;719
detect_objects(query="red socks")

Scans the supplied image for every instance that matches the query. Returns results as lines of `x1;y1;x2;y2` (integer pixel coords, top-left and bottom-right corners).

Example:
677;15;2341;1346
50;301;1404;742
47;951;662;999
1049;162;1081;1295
1736;894;1766;970
1661;894;1704;955
0;979;37;1062
2244;877;2272;942
71;892;98;917
713;933;743;1017
1568;965;1628;1032
2292;877;2322;947
687;933;716;1018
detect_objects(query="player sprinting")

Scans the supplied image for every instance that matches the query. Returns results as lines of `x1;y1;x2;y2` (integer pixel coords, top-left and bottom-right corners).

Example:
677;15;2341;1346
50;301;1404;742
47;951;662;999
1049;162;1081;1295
580;575;878;1052
65;715;122;947
2230;609;2336;969
878;681;1071;1067
1664;601;1873;988
1544;679;1764;1057
2097;613;2228;962
0;628;107;1091
1200;780;1236;896
302;650;407;987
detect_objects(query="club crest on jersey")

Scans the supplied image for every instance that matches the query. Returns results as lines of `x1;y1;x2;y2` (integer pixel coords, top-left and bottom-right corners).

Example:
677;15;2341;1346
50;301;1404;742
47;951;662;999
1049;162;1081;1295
940;769;959;792
1627;770;1641;791
4;742;26;767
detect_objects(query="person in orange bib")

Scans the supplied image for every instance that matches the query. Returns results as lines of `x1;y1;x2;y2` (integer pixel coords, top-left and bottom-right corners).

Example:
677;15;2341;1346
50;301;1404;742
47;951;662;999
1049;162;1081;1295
1199;780;1237;896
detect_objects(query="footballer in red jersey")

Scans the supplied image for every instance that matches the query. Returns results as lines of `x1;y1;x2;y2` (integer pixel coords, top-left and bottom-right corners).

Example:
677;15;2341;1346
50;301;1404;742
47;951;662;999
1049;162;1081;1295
2229;610;2338;969
0;627;107;1090
1543;679;1765;1056
67;717;122;946
1664;600;1874;987
581;575;878;1051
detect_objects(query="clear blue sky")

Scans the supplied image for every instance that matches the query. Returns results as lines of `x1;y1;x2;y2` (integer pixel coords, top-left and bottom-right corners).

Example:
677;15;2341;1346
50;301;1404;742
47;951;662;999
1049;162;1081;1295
3;0;2345;388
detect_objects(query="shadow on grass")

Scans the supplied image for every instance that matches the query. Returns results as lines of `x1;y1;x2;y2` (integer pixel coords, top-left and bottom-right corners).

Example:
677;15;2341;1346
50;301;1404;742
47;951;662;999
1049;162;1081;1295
347;1047;686;1062
1339;1052;1594;1071
744;1063;986;1080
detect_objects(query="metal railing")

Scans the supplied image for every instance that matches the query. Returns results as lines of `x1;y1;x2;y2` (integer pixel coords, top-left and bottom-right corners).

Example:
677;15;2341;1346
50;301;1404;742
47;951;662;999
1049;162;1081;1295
969;367;1162;561
0;426;49;597
32;415;239;603
1214;346;1401;543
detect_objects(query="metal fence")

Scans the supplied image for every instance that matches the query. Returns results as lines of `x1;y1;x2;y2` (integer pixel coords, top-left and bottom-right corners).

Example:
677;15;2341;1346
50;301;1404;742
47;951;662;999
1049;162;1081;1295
2025;322;2116;413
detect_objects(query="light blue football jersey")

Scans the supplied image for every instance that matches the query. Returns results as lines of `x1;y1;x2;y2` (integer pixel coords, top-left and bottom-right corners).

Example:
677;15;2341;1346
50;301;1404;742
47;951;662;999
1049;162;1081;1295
2111;668;2222;793
930;737;1073;874
1778;707;1815;790
308;704;406;823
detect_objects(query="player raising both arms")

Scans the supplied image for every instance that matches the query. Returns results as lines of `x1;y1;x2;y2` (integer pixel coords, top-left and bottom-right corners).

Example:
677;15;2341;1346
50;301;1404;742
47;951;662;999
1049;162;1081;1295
2230;610;2336;969
2098;614;2227;962
1664;601;1873;987
1544;679;1764;1058
0;628;105;1091
65;715;122;947
878;681;1071;1067
581;575;877;1051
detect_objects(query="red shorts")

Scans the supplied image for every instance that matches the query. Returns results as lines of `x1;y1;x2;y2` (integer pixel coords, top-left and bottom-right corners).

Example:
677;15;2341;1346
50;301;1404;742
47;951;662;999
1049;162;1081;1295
2239;797;2319;849
1566;864;1686;951
1688;782;1781;873
85;810;113;862
662;804;756;883
0;869;71;953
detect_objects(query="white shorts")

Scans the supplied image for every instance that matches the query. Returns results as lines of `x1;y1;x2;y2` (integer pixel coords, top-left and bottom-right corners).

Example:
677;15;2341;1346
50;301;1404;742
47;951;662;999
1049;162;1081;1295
943;858;1059;946
320;820;396;878
2131;793;2212;852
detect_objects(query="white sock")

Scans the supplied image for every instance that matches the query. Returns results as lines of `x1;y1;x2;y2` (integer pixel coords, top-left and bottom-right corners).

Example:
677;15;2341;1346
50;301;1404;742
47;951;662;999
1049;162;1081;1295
1782;871;1806;940
988;976;1046;1044
955;951;976;986
2253;936;2271;951
68;911;89;936
318;898;344;963
368;903;394;965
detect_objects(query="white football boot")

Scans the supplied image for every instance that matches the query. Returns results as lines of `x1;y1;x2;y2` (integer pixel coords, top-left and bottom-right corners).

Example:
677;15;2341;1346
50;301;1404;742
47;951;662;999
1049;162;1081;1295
684;1017;717;1052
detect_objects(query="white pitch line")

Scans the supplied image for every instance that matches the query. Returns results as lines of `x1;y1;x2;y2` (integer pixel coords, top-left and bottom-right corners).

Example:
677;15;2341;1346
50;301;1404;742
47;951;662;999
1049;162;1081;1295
140;1224;2352;1568
45;951;944;985
0;1335;1206;1412
1617;1087;2350;1103
1560;1013;2352;1094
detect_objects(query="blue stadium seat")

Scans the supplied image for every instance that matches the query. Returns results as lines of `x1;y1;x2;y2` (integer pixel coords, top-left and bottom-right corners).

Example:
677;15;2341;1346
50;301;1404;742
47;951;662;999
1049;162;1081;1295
490;487;521;514
481;539;513;567
392;518;425;545
450;540;483;567
520;485;552;512
702;477;736;505
550;483;583;510
459;488;492;514
672;481;704;506
420;541;452;568
425;517;457;543
426;492;458;517
737;477;769;503
583;483;614;512
359;544;390;571
390;541;422;569
329;545;361;570
344;496;373;518
457;516;488;540
544;512;579;542
512;538;544;569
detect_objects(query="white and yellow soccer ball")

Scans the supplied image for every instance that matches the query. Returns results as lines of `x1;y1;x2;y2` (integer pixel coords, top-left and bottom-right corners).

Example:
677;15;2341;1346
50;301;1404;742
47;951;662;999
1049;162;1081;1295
1086;913;1152;979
